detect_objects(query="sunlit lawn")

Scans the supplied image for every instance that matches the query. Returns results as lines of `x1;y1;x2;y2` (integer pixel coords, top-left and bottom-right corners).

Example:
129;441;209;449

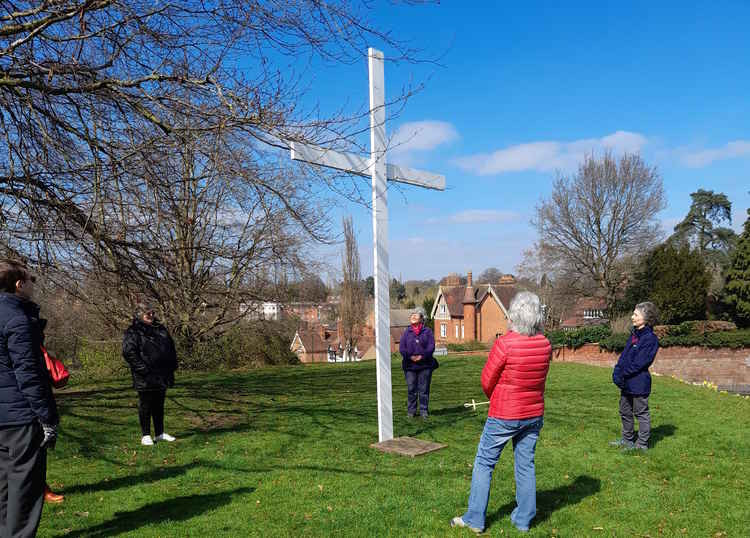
43;356;749;536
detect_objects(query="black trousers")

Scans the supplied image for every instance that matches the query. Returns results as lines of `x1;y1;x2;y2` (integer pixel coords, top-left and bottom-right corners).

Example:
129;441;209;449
0;423;46;538
137;390;166;437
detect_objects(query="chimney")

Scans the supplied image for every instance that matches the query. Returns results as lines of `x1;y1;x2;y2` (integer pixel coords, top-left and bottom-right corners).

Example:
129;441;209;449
462;270;477;341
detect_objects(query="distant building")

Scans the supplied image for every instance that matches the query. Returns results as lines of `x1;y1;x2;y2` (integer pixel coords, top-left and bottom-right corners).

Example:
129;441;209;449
239;301;282;321
284;302;339;324
560;297;608;330
290;323;338;363
431;272;519;344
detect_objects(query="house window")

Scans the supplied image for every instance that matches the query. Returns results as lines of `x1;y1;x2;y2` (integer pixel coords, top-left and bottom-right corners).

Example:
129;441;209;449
461;324;465;339
440;304;446;314
440;323;447;338
455;325;459;338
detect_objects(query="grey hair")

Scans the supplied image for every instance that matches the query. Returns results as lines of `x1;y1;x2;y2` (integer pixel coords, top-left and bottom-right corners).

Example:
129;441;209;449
635;301;659;327
411;306;426;321
508;291;544;336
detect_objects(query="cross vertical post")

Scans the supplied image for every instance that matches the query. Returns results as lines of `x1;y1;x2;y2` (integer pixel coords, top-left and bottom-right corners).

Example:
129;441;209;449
368;48;392;442
288;47;445;446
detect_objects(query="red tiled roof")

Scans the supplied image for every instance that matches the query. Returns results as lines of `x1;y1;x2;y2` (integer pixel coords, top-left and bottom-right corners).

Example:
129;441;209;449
296;324;337;354
441;286;467;317
442;284;517;318
574;297;607;309
492;285;518;311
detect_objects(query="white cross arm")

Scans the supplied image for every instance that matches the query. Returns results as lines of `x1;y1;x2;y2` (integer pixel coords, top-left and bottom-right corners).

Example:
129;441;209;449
290;141;445;191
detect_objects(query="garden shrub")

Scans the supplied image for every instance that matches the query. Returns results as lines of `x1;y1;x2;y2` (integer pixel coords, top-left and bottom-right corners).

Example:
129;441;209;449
545;325;611;349
73;339;127;380
598;332;629;352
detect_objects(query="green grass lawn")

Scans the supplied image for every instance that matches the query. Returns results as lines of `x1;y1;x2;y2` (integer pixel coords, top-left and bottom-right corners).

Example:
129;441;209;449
44;357;749;537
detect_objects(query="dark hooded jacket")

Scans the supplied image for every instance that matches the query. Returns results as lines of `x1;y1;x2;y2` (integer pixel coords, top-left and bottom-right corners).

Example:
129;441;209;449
612;325;659;396
122;318;178;391
0;293;59;426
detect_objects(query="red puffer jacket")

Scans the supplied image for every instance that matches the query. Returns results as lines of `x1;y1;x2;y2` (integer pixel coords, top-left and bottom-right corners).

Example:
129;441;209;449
481;331;552;420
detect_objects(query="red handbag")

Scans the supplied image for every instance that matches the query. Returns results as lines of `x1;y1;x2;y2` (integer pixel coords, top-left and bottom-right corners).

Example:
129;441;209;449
41;345;69;389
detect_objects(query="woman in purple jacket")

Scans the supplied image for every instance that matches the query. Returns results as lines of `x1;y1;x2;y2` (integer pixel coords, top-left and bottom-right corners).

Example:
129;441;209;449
399;307;438;418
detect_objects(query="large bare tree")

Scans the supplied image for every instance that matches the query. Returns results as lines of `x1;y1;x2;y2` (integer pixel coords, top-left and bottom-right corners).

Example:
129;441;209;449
0;1;427;348
534;152;666;314
338;216;365;361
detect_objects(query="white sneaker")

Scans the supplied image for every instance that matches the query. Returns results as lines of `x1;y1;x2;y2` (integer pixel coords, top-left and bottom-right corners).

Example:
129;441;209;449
141;435;154;446
155;433;176;442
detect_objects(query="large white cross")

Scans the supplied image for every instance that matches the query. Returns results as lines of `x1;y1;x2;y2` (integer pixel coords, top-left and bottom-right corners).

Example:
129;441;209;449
289;48;445;443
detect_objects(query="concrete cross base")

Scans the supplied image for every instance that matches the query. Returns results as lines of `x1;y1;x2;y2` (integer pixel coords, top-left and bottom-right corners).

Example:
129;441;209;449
371;436;447;457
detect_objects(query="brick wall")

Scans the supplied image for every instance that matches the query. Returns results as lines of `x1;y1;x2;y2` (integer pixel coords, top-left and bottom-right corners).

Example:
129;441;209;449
552;343;750;390
478;299;508;343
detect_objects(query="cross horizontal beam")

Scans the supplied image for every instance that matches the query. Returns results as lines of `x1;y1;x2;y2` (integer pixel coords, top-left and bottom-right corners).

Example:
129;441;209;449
290;141;445;191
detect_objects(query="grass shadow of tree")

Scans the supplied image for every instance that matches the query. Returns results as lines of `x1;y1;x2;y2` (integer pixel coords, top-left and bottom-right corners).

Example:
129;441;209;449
61;462;202;495
485;475;601;529
63;486;255;537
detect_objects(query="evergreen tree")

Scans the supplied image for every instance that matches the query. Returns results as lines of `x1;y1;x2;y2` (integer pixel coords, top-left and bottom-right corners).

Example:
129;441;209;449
672;189;737;269
422;296;435;331
724;208;750;327
623;243;710;324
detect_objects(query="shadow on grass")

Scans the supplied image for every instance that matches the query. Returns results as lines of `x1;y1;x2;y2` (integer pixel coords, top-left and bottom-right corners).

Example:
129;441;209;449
485;475;601;529
61;462;202;495
64;486;255;537
650;424;676;447
430;405;469;417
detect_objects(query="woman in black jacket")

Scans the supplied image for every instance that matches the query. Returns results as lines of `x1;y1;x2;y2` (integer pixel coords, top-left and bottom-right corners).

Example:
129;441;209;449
122;303;178;446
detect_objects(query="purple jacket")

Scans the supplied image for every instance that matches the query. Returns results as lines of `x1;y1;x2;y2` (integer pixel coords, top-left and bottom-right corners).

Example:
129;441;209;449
399;325;438;371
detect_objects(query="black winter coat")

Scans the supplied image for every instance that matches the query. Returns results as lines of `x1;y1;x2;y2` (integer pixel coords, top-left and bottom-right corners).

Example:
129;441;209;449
0;293;59;426
122;319;178;391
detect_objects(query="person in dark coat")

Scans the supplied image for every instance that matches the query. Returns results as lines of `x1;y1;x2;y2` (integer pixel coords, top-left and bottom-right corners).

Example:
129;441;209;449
611;301;660;451
122;303;178;446
399;307;437;418
0;259;59;536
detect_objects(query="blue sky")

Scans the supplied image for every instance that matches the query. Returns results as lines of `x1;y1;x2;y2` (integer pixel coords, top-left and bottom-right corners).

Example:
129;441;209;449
295;1;750;283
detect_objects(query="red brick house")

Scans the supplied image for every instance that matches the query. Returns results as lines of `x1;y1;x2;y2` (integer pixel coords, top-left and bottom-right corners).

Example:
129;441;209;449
431;272;519;344
290;308;410;363
560;297;608;330
290;323;338;363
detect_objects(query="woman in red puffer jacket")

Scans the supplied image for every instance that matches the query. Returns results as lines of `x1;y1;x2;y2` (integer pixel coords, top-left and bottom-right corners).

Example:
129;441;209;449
452;291;551;534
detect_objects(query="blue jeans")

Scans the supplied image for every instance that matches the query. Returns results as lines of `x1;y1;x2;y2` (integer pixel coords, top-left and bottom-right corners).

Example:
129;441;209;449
462;416;544;531
404;369;433;415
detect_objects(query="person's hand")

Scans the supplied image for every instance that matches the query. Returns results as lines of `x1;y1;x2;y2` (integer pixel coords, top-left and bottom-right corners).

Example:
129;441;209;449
41;423;57;450
411;354;422;362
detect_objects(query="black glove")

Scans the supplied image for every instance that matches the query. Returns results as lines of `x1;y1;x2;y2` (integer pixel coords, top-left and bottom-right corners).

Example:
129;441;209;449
41;423;58;450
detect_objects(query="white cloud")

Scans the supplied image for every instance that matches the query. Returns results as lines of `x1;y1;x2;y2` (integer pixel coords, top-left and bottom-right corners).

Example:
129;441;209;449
681;140;750;168
427;209;520;224
454;130;648;175
389;120;458;155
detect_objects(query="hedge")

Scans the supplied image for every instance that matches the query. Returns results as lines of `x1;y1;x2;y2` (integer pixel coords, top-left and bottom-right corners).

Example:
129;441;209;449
598;328;750;352
547;323;750;353
545;325;612;350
